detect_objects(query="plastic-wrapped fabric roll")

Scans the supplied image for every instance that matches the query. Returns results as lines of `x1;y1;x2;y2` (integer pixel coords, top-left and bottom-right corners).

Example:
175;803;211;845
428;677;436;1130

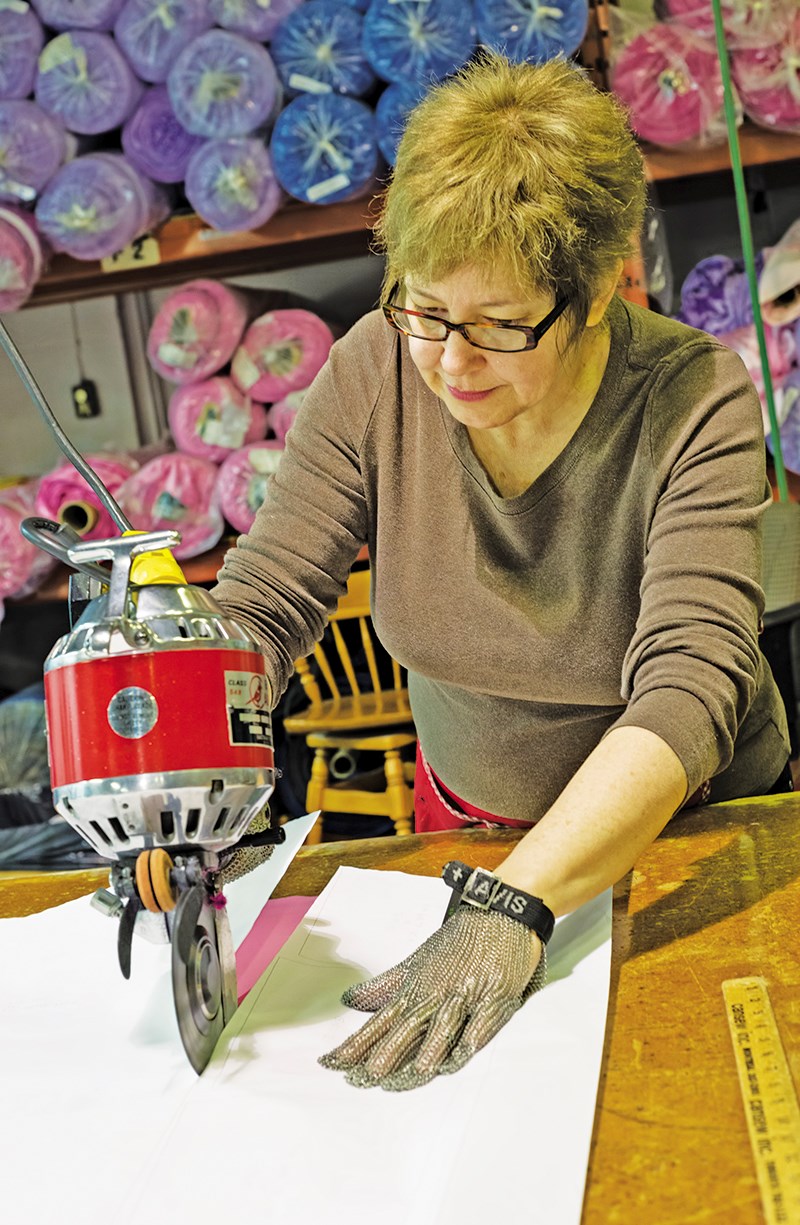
184;136;283;232
0;206;45;312
0;101;67;206
146;277;252;383
271;0;376;99
34;452;139;540
375;80;427;166
167;375;268;463
674;252;762;334
731;14;800;134
35;31;143;136
116;451;225;559
35;152;170;261
611;21;729;147
30;0;126;31
362;0;476;85
0;2;45;101
231;308;335;401
0;483;56;609
717;320;796;437
216;440;284;534
209;0;303;43
270;93;378;206
475;0;589;63
267;387;307;445
114;0;215;85
167;29;280;139
774;368;800;473
121;85;205;184
660;0;787;49
759;219;800;328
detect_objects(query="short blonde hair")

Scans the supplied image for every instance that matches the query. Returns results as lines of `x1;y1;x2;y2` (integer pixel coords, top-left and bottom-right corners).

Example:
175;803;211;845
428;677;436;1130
374;52;646;336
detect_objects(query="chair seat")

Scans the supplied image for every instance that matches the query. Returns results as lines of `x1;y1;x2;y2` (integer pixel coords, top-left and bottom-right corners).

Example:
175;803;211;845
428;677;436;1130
284;690;412;735
306;728;417;752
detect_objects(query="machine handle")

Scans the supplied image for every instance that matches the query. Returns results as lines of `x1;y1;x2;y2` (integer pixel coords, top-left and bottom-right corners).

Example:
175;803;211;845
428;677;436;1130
20;517;110;582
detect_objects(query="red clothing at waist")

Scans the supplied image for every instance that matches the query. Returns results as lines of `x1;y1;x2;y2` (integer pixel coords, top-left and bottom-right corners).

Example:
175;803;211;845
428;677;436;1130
413;743;533;833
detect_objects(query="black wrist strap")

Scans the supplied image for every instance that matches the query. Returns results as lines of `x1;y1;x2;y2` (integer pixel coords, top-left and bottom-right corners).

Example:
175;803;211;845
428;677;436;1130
441;861;556;944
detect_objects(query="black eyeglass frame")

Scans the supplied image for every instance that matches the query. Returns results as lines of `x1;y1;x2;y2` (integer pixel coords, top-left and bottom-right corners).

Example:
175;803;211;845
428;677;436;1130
381;283;570;352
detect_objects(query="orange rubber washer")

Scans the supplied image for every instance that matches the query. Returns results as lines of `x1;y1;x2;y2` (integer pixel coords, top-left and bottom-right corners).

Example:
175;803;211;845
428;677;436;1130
135;848;177;913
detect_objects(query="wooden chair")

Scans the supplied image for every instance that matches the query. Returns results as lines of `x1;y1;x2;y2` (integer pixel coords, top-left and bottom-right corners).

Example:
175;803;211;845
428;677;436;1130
283;567;416;843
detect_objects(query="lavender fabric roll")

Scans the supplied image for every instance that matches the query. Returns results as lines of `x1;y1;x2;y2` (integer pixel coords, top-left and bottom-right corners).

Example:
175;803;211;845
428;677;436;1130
35;152;170;261
270;92;378;205
0;205;45;311
216;440;284;534
209;0;303;43
167;29;281;139
375;80;427;165
122;85;205;184
114;0;215;84
35;31;143;136
0;3;45;100
675;252;764;334
271;0;376;98
362;0;476;85
184;136;283;232
167;375;268;462
0;101;68;206
116;451;225;559
30;0;126;31
475;0;589;63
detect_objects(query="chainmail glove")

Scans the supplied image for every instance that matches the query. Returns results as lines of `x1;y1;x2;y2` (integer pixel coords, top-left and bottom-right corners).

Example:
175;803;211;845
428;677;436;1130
318;904;547;1091
218;805;275;887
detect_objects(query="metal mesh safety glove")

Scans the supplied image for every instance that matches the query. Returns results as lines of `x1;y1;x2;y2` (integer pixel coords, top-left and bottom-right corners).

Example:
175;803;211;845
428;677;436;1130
318;876;550;1092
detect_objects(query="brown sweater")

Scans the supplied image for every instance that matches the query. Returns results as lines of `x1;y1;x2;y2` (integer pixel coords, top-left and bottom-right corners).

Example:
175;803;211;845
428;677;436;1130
212;294;790;820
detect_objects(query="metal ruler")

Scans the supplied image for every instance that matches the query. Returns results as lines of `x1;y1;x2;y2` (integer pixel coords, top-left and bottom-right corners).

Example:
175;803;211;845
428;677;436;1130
722;977;800;1225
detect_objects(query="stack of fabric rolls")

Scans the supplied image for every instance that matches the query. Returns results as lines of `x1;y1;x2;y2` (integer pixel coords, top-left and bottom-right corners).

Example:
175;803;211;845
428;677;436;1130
0;0;594;309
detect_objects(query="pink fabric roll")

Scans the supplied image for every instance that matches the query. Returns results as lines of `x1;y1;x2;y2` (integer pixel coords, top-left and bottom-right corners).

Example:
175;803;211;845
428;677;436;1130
612;21;728;147
167;376;268;463
0;481;57;609
267;387;308;445
147;278;251;384
717;320;797;435
0;206;45;312
661;0;784;47
231;309;334;402
216;440;284;534
34;452;138;540
116;451;224;558
732;12;800;133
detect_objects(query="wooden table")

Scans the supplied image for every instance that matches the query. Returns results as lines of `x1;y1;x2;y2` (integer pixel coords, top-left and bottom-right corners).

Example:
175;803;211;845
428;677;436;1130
2;795;799;1224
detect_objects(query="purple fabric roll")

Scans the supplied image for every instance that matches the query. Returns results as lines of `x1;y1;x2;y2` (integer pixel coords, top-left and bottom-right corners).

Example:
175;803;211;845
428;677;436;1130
0;101;68;205
114;0;215;85
30;0;126;31
35;30;144;136
184;137;283;232
675;252;765;335
209;0;303;43
122;85;205;184
35;151;169;261
0;4;45;100
167;30;280;139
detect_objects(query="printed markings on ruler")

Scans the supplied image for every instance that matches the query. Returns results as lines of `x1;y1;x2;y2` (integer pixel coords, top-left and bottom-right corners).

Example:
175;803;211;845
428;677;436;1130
722;977;800;1225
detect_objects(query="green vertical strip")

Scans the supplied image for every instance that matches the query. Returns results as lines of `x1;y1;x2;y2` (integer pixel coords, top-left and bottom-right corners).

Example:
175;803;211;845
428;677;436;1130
710;0;789;502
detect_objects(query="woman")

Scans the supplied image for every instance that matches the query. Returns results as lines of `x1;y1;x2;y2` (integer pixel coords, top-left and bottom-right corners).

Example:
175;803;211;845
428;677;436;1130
212;53;790;1090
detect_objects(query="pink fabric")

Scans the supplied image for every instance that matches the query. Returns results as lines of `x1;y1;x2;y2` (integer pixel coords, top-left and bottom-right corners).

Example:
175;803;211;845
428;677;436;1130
267;388;308;445
34;452;138;540
717;320;797;434
167;376;268;463
413;743;533;833
661;0;785;48
0;481;56;608
147;279;251;384
235;893;315;1003
732;11;800;133
216;440;284;534
231;309;335;402
0;206;45;312
116;451;224;559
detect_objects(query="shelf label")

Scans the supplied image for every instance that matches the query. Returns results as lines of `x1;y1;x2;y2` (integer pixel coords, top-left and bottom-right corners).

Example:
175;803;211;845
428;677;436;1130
101;233;161;273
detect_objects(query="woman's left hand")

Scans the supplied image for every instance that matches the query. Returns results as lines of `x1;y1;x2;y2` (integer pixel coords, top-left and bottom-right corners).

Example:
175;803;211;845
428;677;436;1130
318;906;546;1091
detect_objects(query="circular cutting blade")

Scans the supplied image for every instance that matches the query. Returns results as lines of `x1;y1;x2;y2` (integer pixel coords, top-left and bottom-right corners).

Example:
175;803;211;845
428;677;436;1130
171;892;238;1074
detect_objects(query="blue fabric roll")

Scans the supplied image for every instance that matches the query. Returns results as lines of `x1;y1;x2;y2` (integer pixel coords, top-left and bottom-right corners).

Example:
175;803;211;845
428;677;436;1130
375;80;427;166
270;92;378;205
474;0;589;64
362;0;476;85
271;0;376;99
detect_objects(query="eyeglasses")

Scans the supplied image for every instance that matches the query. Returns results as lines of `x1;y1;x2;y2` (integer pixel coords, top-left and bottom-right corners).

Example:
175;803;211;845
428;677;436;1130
382;283;569;353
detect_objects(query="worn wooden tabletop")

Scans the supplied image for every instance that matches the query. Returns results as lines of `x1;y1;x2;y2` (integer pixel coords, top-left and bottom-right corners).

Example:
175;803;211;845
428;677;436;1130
2;795;798;1224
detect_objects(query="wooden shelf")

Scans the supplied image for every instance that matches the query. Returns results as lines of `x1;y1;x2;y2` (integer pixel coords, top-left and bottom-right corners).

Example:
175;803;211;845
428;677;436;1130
644;122;800;182
28;195;381;308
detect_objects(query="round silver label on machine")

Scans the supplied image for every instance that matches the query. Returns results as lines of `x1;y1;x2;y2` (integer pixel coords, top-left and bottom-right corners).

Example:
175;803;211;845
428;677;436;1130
107;687;158;739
